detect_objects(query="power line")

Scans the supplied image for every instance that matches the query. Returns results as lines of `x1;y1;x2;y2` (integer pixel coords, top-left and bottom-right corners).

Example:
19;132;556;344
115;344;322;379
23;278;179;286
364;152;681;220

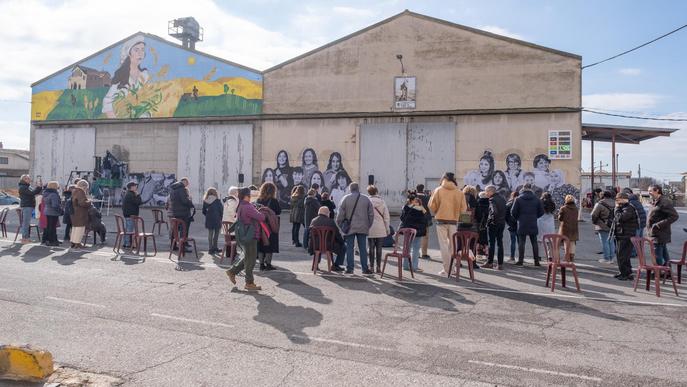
582;23;687;69
582;108;687;121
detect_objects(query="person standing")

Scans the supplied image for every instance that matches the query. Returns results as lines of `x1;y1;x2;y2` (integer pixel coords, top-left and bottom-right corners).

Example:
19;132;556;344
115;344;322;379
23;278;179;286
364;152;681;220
557;195;579;260
646;185;679;265
624;188;646;257
475;191;490;257
309;206;346;272
366;185;390;274
400;193;427;272
612;192;639;280
222;186;239;226
484;185;506;270
303;189;321;250
202;187;223;255
511;183;544;266
428;173;468;275
18;174;42;244
122;181;142;248
42;181;62;247
415;184;433;260
505;191;519;261
70;180;91;249
226;187;266;291
336;182;374;275
289;185;305;247
537;192;557;243
591;190;616;264
320;192;336;219
256;182;281;271
169;178;194;252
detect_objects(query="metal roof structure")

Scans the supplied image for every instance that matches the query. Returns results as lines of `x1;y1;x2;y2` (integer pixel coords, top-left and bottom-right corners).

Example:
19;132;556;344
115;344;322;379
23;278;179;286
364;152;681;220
582;123;678;144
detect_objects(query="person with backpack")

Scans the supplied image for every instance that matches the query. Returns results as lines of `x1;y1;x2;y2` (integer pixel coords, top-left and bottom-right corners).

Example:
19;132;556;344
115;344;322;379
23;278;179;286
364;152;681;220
256;182;281;271
623;188;646;257
591;190;616;264
226;187;266;291
202;187;223;255
367;185;390;274
611;192;639;280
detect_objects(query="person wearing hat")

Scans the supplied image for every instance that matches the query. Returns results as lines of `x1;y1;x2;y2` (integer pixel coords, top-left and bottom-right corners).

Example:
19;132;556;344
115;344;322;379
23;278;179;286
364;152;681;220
428;172;468;275
122;181;142;248
308;206;346;272
102;35;150;118
611;192;639;280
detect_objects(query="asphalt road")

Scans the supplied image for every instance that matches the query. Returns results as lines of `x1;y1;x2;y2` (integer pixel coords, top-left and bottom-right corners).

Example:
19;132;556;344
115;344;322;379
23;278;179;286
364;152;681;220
1;207;687;386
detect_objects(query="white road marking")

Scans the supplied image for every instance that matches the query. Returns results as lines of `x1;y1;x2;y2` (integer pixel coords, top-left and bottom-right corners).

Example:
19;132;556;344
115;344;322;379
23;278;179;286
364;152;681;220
290;335;394;352
46;296;106;308
468;360;602;382
0;288;14;292
151;313;234;328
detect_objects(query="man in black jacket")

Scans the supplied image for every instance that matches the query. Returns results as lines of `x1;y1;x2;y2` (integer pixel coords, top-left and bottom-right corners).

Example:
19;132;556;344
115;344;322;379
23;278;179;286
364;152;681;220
612;193;639;280
511;184;545;266
484;185;507;269
169;177;194;251
309;206;346;272
18;174;42;244
647;185;679;265
122;182;142;248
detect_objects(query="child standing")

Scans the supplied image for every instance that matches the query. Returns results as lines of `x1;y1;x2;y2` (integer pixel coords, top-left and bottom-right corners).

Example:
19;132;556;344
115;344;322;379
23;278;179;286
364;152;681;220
202;187;223;254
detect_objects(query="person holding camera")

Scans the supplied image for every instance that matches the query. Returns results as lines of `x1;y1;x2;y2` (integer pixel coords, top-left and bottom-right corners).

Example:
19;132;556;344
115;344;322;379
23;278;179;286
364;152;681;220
611;192;639;281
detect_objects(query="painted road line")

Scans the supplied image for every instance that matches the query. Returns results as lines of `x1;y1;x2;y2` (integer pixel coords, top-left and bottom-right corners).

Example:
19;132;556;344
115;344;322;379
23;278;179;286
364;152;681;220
290;335;394;352
0;288;14;292
468;360;602;382
46;296;106;308
151;313;234;328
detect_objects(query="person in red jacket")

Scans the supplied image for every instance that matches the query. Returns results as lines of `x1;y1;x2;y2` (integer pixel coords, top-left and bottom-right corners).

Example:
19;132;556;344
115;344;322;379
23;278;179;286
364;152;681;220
226;187;266;291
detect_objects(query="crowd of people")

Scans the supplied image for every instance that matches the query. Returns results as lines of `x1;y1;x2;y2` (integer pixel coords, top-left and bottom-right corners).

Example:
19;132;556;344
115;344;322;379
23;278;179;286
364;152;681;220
11;172;682;292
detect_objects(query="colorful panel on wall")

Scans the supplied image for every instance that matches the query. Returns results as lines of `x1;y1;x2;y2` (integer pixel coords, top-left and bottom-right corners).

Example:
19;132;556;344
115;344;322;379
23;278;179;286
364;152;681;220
548;130;572;160
31;33;262;121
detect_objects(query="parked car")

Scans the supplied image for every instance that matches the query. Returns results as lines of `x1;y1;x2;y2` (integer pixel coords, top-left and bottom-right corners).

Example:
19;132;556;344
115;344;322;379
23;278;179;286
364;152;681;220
0;191;20;205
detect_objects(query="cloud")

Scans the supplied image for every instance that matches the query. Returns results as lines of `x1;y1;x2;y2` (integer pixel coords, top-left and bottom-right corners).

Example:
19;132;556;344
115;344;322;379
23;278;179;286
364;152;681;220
582;93;662;111
619;68;641;76
479;25;524;40
0;120;30;149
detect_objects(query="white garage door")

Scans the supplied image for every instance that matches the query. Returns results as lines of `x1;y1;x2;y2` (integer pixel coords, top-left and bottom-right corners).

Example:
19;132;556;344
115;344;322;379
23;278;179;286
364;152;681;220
33;127;96;185
407;122;456;192
178;124;253;204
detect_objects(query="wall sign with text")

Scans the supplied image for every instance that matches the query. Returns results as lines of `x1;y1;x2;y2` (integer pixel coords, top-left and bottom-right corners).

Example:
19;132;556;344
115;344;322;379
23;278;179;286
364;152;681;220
548;130;572;159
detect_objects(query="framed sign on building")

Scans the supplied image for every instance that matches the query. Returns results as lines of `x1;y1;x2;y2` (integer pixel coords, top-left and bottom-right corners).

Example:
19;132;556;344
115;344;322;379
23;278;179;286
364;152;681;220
394;76;416;109
548;130;572;160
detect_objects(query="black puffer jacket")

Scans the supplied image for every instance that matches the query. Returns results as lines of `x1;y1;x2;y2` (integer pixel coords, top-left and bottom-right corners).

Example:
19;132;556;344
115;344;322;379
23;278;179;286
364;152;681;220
169;182;194;218
488;194;507;226
122;190;142;217
304;196;321;229
511;190;544;235
628;194;647;228
612;203;639;239
18;181;42;208
400;204;427;237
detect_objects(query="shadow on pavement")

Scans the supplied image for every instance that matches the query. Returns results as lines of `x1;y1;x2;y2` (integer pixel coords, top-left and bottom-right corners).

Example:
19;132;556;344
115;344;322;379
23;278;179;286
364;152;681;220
51;248;89;266
265;270;332;305
246;292;323;344
20;245;54;263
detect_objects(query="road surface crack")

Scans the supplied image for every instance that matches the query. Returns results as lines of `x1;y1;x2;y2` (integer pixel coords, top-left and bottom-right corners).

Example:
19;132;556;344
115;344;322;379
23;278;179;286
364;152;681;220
123;344;212;378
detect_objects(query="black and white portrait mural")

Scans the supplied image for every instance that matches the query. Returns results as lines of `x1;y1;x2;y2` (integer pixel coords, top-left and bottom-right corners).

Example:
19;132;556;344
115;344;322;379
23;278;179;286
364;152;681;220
463;149;580;206
262;148;350;209
126;172;176;207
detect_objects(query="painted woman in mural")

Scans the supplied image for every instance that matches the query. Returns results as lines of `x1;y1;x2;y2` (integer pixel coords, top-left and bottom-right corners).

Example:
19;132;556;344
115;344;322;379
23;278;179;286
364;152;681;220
505;153;523;190
548;170;579;209
492;170;511;199
262;168;275;184
274;150;293;208
301;148;319;189
330;170;351;206
291;167;305;189
463;150;495;191
102;35;153;119
309;171;328;195
323;152;346;192
532;154;552;190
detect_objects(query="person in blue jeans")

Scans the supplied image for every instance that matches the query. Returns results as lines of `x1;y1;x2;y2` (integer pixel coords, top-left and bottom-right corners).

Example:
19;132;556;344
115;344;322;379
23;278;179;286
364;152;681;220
400;193;427;272
591;190;616;263
17;174;42;244
505;191;519;261
121;182;142;248
646;185;679;265
336;182;374;274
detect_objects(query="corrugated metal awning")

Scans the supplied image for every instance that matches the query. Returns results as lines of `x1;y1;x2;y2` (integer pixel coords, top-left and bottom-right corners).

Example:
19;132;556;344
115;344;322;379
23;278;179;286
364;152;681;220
582;123;678;144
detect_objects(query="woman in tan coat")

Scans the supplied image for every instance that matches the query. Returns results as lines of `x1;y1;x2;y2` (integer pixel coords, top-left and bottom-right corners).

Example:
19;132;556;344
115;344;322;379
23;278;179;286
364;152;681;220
70;179;92;248
557;194;579;260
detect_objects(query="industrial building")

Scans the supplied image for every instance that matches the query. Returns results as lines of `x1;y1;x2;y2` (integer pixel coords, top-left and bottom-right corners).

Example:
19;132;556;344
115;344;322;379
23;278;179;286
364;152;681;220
30;11;583;209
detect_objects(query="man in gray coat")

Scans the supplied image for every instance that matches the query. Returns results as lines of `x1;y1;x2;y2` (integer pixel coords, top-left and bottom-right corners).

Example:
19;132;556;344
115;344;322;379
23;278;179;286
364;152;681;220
336;182;374;274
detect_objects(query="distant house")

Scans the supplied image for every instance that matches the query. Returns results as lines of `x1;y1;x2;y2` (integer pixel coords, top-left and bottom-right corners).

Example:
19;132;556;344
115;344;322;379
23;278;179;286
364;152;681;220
67;65;112;90
0;143;29;189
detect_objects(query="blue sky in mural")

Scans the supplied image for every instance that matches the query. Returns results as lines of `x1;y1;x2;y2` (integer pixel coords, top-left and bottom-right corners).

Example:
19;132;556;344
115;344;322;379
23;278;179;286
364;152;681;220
32;34;261;93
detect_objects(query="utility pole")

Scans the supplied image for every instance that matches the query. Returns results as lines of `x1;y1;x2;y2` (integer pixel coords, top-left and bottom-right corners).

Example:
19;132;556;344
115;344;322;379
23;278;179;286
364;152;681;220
638;164;641;192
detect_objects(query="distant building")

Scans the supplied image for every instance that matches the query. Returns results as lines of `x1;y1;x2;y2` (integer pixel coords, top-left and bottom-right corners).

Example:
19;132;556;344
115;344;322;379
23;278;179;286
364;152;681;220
0;143;30;189
581;171;631;195
67;65;112;90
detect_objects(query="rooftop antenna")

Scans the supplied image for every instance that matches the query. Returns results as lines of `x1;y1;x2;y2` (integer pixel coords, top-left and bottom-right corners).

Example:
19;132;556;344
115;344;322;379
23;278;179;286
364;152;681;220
168;17;203;50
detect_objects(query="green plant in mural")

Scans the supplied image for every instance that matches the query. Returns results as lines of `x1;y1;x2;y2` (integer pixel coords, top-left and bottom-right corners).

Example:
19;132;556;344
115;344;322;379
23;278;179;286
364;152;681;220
223;84;229;94
46;88;109;120
173;93;262;117
112;83;164;118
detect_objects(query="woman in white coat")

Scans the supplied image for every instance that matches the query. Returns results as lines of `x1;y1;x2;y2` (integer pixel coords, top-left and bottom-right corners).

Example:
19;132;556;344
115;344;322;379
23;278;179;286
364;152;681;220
366;185;390;273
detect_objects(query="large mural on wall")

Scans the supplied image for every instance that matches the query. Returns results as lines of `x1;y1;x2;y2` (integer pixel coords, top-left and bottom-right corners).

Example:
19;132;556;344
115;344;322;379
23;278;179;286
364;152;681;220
262;149;352;209
31;33;262;121
463;149;580;208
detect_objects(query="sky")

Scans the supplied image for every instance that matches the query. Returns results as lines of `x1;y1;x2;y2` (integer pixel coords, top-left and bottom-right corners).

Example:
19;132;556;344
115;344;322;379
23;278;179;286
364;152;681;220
1;0;685;181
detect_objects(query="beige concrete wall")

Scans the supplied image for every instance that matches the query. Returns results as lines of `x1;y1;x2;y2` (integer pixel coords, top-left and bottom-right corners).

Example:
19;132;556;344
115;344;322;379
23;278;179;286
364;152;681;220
264;13;581;114
456;112;581;188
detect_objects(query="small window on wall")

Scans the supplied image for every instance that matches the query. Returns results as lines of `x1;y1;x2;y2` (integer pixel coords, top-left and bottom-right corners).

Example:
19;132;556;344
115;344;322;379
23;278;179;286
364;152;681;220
0;157;8;164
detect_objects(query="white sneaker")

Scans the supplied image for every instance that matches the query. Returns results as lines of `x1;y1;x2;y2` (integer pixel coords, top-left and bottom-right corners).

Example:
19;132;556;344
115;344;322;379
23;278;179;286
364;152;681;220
438;270;447;275
598;258;608;263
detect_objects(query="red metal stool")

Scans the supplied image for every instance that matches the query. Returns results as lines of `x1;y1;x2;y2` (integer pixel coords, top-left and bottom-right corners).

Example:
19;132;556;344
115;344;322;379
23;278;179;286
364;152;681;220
131;215;157;256
13;208;41;243
113;214;136;253
632;237;678;297
221;221;237;264
310;226;336;274
151;209;168;236
381;228;417;280
169;218;198;260
448;231;478;282
668;241;687;284
543;234;580;292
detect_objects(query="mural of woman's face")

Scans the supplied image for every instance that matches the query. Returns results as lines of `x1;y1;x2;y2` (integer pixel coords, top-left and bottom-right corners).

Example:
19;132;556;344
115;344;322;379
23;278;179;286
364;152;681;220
330;155;340;170
493;173;503;185
337;175;347;189
304;150;314;165
507;158;520;171
479;159;490;174
293;172;303;185
536;158;550;171
311;173;322;187
277;151;287;166
550;171;562;185
524;174;535;184
264;170;274;182
129;43;146;65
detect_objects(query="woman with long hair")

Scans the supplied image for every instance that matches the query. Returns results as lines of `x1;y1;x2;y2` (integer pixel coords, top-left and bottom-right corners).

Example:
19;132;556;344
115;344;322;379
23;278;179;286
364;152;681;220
102;36;150;118
537;191;557;243
505;191;519;261
256;182;281;270
262;168;275;184
463;151;495;191
558;194;579;260
289;185;306;247
330;170;351;206
492;170;511;199
309;171;328;195
323;152;345;191
202;187;223;254
301;148;318;189
274;150;293;207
